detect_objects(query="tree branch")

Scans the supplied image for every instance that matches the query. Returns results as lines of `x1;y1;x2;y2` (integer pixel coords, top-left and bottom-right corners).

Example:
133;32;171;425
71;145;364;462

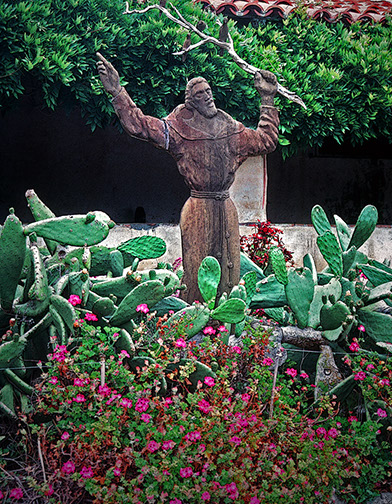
124;2;307;109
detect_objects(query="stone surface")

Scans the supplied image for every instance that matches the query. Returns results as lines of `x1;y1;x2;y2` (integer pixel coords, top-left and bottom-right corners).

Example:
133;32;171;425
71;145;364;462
101;223;392;272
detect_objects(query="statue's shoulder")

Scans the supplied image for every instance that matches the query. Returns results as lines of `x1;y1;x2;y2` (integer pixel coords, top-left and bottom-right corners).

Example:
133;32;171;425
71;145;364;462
165;105;244;140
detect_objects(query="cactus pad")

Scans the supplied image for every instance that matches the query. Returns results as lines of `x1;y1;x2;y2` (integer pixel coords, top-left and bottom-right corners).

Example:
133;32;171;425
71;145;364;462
317;231;343;277
334;214;351;252
311;205;331;236
285;268;315;329
348;205;378;250
270;247;288;285
211;298;246;324
198;256;221;309
24;212;113;246
117;235;166;260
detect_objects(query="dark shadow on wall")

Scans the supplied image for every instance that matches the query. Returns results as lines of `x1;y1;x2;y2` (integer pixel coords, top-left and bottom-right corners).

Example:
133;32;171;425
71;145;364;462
267;144;392;225
0;97;187;224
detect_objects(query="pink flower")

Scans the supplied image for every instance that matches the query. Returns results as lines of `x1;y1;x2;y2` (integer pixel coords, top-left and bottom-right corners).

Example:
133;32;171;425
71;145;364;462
327;428;339;439
366;364;375;371
163;397;172;408
199;443;206;452
113;467;121;476
10;488;23;500
73;393;86;403
348;416;358;423
98;383;111;397
120;350;130;358
170;500;182;504
61;431;70;441
268;443;277;452
180;467;193;478
68;295;82;306
141;413;152;423
229;436;241;446
262;357;274;366
203;326;216;335
358;324;365;332
300;372;309;379
218;325;228;332
231;346;241;354
185;431;201;442
349;339;360;352
0;491;4;500
49;377;58;385
204;376;215;387
135;397;150;412
136;304;149;314
250;498;261;504
377;408;387;418
84;313;98;322
120;398;133;408
73;378;86;387
316;427;327;438
286;368;297;378
175;338;187;348
198;399;212;414
44;484;54;496
241;393;251;402
201;492;211;501
162;440;176;450
226;482;239;500
380;379;390;386
62;460;76;474
354;371;366;381
147;440;161;452
80;466;94;479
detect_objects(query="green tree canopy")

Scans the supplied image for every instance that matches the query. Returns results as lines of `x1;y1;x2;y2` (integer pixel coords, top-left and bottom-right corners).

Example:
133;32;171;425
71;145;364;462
1;0;391;157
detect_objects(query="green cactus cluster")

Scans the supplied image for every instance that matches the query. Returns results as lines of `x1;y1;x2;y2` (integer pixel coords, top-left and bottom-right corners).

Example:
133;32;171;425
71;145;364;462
0;192;248;418
241;204;392;353
0;190;189;418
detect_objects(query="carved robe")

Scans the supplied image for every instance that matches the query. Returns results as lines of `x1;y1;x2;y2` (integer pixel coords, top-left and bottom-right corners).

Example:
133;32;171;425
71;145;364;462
112;88;279;302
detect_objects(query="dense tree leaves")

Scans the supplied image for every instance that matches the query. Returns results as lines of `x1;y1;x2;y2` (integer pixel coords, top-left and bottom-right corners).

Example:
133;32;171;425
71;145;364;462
0;0;391;156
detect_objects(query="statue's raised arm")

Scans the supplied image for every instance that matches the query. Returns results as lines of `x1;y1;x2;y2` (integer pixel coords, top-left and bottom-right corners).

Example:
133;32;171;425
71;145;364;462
96;52;122;97
96;52;166;149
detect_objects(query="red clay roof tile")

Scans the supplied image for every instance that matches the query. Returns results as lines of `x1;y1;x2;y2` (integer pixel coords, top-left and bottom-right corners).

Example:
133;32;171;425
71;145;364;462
196;0;392;23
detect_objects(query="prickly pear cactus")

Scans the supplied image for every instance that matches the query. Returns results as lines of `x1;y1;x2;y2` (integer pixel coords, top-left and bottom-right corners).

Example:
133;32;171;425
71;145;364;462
317;231;343;277
24;212;115;246
198;256;221;309
348;205;378;250
270;247;288;285
285;268;315;329
334;214;351;252
117;235;166;260
0;209;27;312
311;205;331;236
211;298;246;324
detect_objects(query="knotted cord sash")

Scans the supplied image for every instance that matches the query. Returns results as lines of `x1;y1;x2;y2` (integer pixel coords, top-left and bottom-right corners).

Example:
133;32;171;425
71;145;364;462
190;190;230;201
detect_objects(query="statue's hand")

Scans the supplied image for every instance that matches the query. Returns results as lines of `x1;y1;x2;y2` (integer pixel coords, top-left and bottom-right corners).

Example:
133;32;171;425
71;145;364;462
96;52;122;97
254;70;277;106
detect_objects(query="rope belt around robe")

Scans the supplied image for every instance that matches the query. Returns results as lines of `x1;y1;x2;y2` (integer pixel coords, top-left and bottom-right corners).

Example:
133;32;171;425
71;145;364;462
190;190;229;201
190;189;233;291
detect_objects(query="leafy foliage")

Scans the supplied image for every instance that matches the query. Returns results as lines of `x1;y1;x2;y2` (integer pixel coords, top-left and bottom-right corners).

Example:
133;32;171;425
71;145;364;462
0;0;391;155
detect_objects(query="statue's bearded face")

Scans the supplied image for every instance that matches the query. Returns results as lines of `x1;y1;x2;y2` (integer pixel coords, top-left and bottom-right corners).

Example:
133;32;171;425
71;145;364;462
188;82;217;118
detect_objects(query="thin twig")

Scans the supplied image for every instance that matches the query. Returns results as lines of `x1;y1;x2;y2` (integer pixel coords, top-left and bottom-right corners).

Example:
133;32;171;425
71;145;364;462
269;347;282;419
124;2;306;109
37;437;47;483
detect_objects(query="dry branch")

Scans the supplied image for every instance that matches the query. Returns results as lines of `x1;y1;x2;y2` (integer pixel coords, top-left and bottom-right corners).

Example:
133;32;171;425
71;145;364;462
124;1;307;109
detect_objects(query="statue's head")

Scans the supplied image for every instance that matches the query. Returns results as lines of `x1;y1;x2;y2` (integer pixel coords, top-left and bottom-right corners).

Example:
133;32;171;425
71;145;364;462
185;77;217;118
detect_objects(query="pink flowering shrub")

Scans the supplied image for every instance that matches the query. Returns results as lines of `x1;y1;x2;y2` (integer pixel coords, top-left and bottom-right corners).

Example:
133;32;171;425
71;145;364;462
13;323;390;504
